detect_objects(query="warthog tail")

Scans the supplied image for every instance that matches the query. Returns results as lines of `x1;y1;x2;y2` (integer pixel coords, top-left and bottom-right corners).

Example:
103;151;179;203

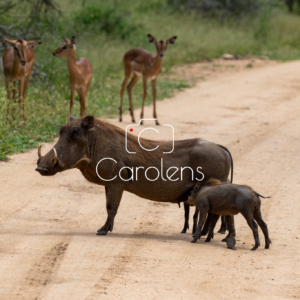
254;192;271;199
217;144;233;183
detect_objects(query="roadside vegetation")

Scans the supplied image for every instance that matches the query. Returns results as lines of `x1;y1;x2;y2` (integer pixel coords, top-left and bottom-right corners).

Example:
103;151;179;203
1;0;300;159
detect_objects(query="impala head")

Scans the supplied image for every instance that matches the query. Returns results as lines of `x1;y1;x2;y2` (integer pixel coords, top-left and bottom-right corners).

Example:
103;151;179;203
36;115;94;176
147;34;177;58
52;36;76;57
3;39;41;66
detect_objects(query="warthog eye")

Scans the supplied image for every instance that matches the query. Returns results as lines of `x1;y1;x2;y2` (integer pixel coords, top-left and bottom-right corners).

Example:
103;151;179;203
71;127;80;136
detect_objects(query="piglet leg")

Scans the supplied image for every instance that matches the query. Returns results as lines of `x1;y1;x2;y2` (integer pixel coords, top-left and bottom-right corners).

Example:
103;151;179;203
191;211;208;243
225;215;236;250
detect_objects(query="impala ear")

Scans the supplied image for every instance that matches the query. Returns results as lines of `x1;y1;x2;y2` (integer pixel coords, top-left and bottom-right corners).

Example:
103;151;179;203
147;34;156;43
167;36;177;45
82;116;94;130
69;114;75;122
70;36;76;44
4;39;17;47
27;41;42;48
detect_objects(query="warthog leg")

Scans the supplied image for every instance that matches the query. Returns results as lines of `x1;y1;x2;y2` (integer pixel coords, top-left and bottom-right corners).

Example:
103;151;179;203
240;208;260;250
253;209;271;249
217;215;228;234
97;185;124;236
191;211;208;243
192;207;199;235
205;214;220;242
181;203;190;233
225;215;236;250
200;213;213;237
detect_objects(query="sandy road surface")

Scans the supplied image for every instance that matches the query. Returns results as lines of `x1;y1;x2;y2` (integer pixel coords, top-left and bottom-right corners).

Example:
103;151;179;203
1;61;300;300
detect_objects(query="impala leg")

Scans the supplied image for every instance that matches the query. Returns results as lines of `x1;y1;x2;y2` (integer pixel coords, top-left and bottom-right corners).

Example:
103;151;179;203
78;87;87;117
140;76;147;124
120;71;132;122
19;78;25;126
22;72;31;122
23;71;31;96
97;185;124;235
12;81;17;100
86;80;91;94
151;79;159;125
70;85;75;115
127;73;139;123
11;81;17;119
5;79;12;121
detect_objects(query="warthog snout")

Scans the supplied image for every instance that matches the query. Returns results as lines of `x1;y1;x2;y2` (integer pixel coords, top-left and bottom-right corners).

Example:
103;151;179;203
35;166;50;175
36;146;59;176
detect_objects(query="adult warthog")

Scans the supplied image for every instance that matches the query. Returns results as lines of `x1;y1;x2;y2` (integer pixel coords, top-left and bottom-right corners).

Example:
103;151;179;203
36;116;233;236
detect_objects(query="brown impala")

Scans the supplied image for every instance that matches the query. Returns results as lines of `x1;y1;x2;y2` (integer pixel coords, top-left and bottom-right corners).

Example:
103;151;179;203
119;34;177;125
2;38;41;125
52;36;93;117
36;116;233;236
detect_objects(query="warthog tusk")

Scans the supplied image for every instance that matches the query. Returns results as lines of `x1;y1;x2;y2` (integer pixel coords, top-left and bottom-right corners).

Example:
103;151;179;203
38;145;42;158
71;157;91;169
52;148;58;168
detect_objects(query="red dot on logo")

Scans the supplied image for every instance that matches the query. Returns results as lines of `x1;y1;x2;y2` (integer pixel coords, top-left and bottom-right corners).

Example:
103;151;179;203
130;128;133;132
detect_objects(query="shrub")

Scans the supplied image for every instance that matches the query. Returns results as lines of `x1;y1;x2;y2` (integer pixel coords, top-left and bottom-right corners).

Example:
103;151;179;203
73;5;141;39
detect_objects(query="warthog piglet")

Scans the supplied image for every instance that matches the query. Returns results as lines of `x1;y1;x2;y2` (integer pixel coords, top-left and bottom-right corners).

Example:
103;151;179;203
188;179;271;250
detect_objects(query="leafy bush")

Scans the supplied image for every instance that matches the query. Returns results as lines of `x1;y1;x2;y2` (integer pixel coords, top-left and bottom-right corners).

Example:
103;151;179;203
167;0;280;17
73;5;141;39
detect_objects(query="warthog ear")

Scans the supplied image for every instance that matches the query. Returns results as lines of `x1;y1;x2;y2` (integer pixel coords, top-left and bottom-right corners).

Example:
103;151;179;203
69;114;75;122
82;116;94;130
193;182;201;192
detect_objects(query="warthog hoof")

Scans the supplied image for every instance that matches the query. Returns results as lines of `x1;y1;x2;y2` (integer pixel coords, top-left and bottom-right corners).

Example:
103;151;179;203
228;246;237;250
156;121;160;126
181;229;187;233
96;230;107;235
119;118;122;122
265;238;272;249
226;236;236;250
96;231;107;235
191;238;197;243
221;237;227;242
218;229;226;234
251;245;259;251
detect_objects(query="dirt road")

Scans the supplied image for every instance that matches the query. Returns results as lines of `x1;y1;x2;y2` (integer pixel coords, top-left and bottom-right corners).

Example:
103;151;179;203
1;60;300;300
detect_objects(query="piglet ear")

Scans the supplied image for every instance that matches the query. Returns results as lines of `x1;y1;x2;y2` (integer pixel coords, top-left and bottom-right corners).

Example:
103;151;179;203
82;116;94;130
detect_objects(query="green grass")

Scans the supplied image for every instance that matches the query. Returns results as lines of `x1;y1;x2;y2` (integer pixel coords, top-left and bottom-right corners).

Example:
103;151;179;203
1;0;300;159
